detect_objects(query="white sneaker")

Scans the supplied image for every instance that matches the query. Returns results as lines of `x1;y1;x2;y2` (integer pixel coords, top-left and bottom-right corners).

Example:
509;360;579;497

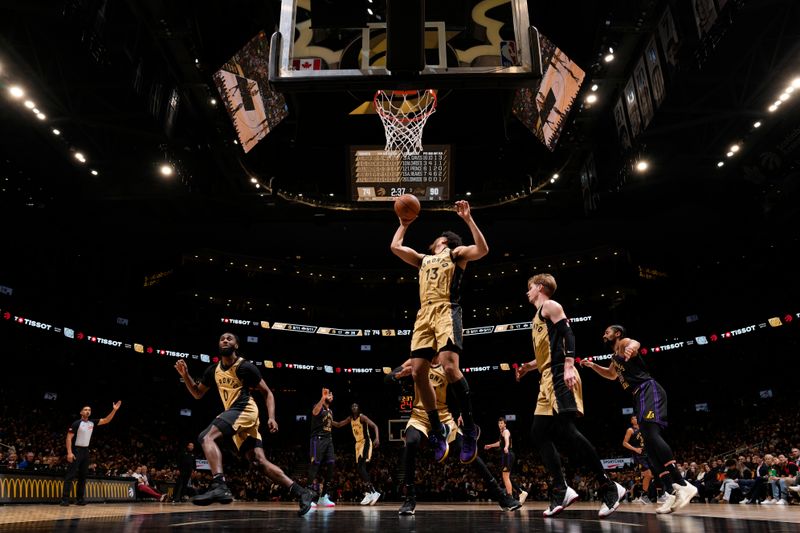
739;498;750;505
762;499;775;505
360;492;372;505
632;496;645;504
369;491;381;505
672;483;698;511
776;499;788;506
310;502;317;508
656;492;677;514
518;490;528;505
657;493;668;503
318;494;336;507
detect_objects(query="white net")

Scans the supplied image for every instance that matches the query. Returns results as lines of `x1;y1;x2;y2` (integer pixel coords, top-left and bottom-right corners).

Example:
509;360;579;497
374;89;437;156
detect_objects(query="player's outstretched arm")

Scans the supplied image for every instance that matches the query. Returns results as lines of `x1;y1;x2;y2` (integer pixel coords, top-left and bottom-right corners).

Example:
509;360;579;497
579;359;618;380
390;223;424;268
331;417;350;429
312;388;329;416
515;360;538;381
452;201;489;262
175;360;209;399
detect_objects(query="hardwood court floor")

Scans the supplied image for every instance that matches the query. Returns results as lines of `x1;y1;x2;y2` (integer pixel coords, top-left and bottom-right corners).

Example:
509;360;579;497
1;501;799;532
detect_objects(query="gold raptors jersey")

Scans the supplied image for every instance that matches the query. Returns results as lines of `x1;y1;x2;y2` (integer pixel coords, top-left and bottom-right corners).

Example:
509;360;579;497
351;416;369;444
532;308;552;373
418;248;463;304
214;358;251;411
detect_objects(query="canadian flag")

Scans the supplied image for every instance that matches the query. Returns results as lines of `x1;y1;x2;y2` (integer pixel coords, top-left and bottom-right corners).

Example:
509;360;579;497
293;58;322;71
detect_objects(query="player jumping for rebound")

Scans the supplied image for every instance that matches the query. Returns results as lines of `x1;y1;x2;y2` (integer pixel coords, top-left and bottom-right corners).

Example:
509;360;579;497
388;357;521;515
390;200;488;464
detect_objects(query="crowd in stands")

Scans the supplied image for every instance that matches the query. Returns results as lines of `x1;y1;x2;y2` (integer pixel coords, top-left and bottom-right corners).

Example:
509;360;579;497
1;401;798;506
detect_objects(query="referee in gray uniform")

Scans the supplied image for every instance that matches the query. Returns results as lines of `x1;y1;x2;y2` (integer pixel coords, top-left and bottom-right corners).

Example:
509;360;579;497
60;401;121;506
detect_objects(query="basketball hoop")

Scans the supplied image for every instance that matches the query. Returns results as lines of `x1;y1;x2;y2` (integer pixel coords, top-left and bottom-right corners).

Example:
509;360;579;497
374;89;437;156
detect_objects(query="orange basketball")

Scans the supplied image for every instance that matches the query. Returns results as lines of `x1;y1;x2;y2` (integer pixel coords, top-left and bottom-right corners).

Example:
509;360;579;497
394;194;420;221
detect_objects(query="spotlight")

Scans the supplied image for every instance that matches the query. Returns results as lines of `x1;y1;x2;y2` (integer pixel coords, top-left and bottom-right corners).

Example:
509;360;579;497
159;164;174;176
717;161;724;168
90;169;99;176
792;78;800;88
591;84;598;92
367;8;374;15
550;178;556;183
209;98;217;106
604;53;614;63
768;104;777;112
730;144;740;153
52;128;61;135
250;177;257;183
74;152;86;163
36;113;46;120
24;100;35;109
552;173;559;179
635;161;648;172
466;191;472;196
8;86;24;99
726;151;734;157
779;93;790;101
585;94;598;104
753;121;761;128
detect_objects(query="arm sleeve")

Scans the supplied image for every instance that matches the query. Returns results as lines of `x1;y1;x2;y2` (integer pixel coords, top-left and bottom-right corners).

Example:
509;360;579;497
68;420;79;433
91;418;101;426
554;319;576;360
237;361;262;388
200;364;217;388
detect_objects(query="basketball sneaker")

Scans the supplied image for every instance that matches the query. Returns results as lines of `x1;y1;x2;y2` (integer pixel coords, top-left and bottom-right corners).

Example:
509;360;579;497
428;424;450;463
460;424;481;464
318;494;336;507
398;497;416;515
672;483;698;511
518;490;528;504
360;492;373;505
192;480;233;506
297;487;316;516
369;491;381;505
656;492;677;514
640;494;652;504
598;481;626;517
543;485;579;517
498;491;522;512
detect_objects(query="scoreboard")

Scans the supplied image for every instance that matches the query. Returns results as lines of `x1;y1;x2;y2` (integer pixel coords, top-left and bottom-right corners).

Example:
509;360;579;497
349;145;452;202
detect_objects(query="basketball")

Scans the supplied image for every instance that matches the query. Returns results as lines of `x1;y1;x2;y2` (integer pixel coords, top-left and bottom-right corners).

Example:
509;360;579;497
394;194;420;221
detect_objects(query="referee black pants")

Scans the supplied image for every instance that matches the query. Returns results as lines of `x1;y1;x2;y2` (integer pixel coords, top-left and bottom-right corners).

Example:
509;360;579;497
62;447;90;502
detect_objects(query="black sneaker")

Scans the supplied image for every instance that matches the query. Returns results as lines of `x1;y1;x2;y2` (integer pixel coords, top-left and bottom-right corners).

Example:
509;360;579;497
542;485;579;517
598;481;626;518
192;482;234;506
298;488;316;517
76;500;87;506
398;497;416;515
498;492;522;512
59;500;70;507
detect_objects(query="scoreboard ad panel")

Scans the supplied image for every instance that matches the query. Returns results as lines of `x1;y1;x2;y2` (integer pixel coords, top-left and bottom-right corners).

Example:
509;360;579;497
349;145;452;202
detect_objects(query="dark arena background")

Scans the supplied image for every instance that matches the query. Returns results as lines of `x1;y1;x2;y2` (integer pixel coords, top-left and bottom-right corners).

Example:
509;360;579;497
1;1;799;531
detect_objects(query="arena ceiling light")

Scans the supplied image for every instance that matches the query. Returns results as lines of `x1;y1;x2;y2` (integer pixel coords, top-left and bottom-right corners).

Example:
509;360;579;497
23;100;35;109
74;152;86;163
585;94;598;104
635;161;649;172
8;86;24;98
729;144;740;153
159;164;174;176
753;121;761;128
90;169;99;176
